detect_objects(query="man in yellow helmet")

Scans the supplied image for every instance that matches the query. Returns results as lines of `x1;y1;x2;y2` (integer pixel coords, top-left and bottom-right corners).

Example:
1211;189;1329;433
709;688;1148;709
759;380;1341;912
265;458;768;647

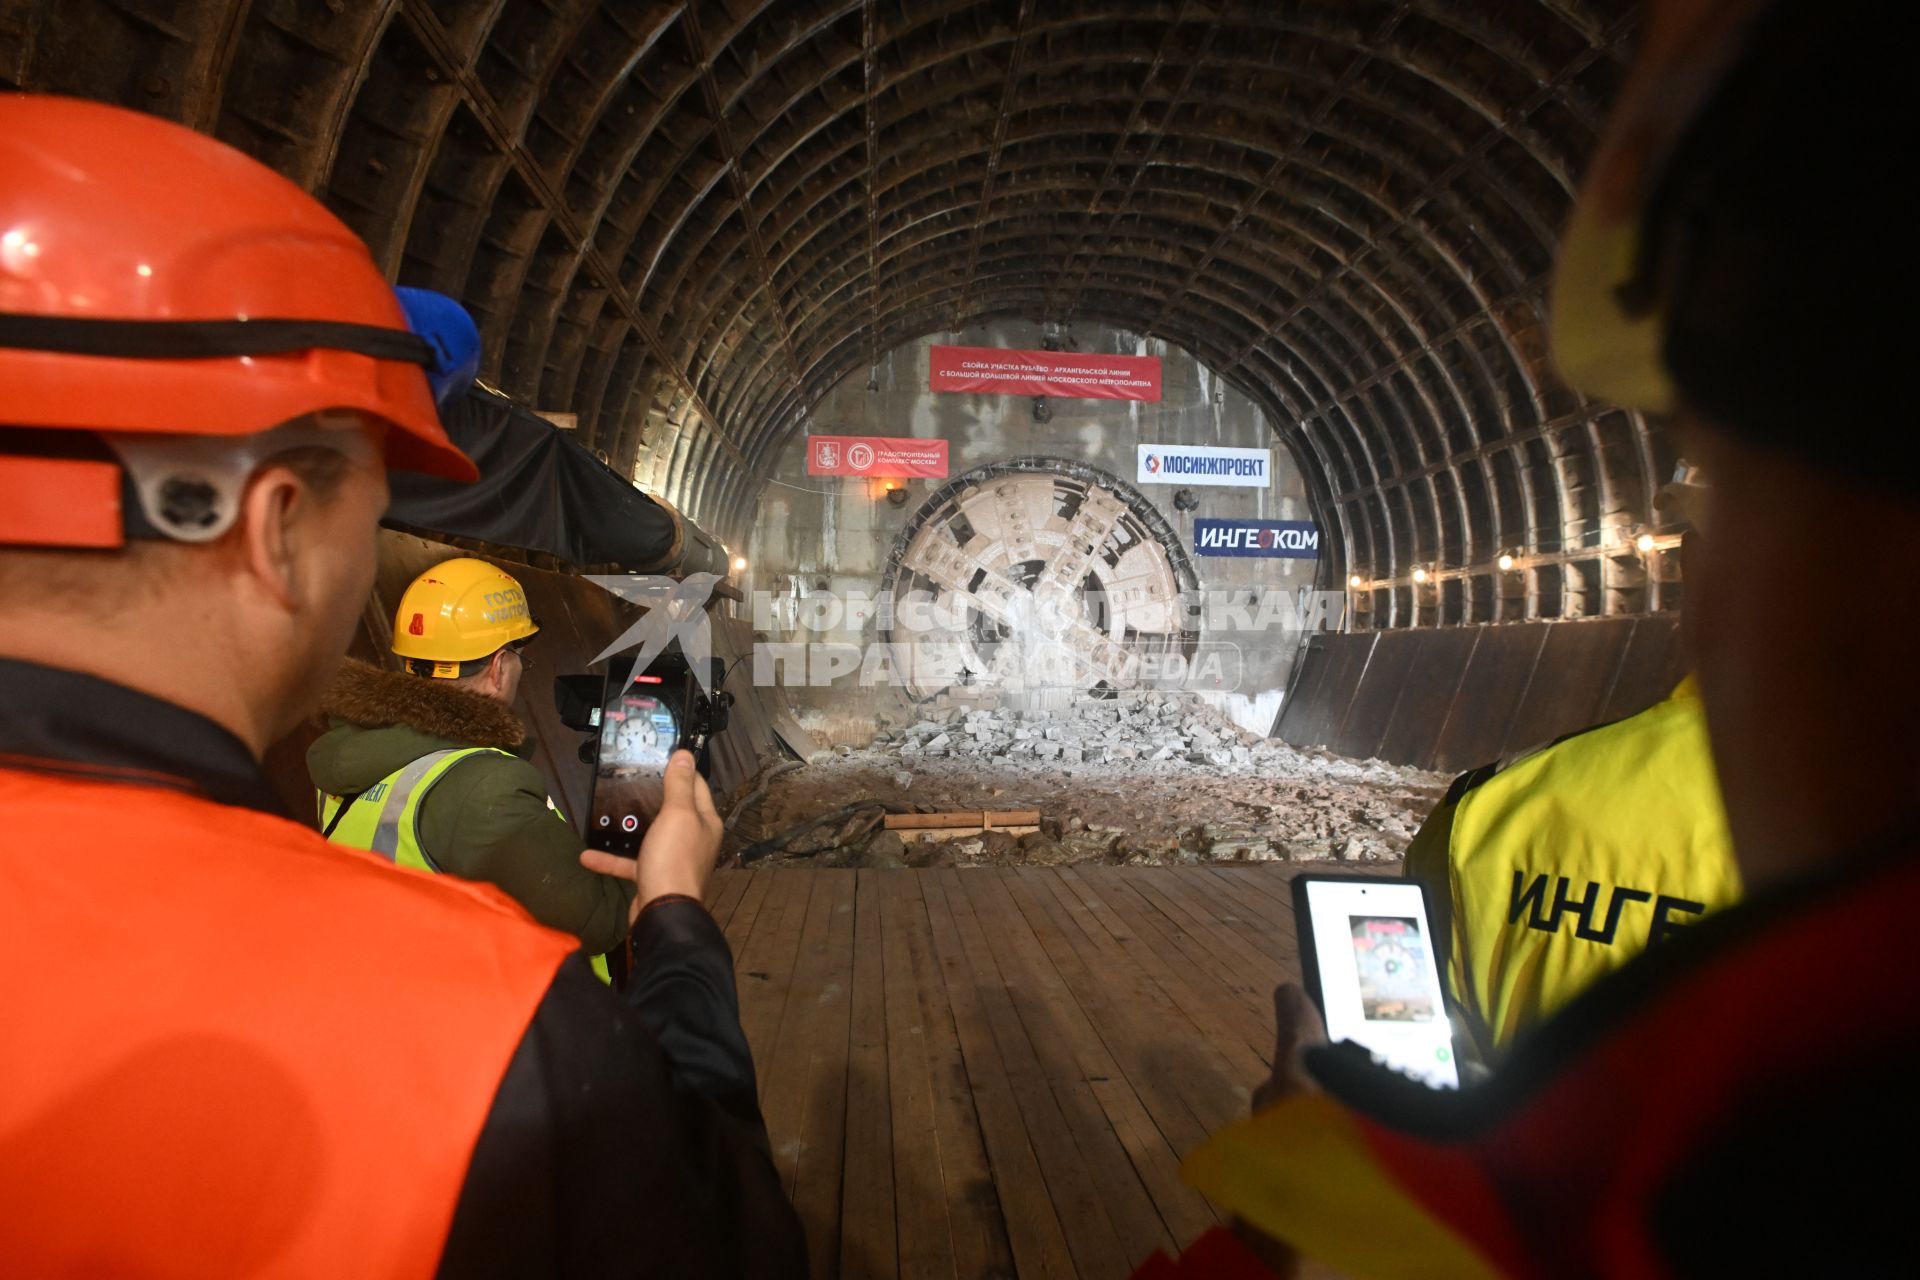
309;557;634;971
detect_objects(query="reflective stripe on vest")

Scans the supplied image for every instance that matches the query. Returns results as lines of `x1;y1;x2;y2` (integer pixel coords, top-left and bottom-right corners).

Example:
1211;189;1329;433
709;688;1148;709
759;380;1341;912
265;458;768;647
318;751;611;982
319;748;504;874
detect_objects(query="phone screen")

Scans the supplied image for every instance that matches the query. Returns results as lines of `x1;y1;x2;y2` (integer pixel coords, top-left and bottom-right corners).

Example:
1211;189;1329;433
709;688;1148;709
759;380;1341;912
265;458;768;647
587;689;683;854
1295;877;1458;1089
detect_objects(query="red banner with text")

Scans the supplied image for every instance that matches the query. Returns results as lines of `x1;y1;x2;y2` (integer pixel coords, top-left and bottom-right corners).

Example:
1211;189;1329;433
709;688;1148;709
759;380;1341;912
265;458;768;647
806;434;950;479
929;345;1163;401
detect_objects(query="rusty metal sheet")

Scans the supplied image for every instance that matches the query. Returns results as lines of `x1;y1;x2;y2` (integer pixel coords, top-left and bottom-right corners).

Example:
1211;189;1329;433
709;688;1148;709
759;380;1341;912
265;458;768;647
1274;633;1336;743
1257;616;1684;772
1430;623;1548;775
1376;627;1484;769
1599;616;1687;724
1279;632;1377;750
1313;633;1380;750
1500;618;1639;760
1329;630;1423;761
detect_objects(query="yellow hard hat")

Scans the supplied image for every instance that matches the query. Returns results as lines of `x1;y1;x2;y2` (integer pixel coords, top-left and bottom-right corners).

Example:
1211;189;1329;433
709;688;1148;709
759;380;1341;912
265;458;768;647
391;558;539;674
1549;0;1771;412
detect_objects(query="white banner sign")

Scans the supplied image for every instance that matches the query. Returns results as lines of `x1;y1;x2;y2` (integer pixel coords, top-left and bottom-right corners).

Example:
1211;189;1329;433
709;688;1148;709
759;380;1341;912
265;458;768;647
1136;444;1271;487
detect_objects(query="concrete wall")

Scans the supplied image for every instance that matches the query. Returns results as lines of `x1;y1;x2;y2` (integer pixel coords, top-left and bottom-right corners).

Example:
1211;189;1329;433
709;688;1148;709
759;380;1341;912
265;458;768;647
744;320;1323;743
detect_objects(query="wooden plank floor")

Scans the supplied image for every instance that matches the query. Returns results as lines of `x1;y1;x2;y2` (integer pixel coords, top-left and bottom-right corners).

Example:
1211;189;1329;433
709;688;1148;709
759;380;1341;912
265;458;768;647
708;865;1324;1279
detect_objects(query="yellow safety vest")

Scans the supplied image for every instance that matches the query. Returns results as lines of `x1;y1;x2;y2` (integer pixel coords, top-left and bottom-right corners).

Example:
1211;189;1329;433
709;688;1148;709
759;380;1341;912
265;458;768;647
1404;678;1740;1056
319;749;611;983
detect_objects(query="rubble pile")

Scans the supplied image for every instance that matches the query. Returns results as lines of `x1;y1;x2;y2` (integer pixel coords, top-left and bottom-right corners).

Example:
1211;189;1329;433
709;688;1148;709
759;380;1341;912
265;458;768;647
880;694;1319;772
739;694;1449;870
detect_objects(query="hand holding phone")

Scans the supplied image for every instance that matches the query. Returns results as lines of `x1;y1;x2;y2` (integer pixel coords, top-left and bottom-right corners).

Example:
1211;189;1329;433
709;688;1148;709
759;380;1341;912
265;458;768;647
579;751;723;925
1291;875;1459;1090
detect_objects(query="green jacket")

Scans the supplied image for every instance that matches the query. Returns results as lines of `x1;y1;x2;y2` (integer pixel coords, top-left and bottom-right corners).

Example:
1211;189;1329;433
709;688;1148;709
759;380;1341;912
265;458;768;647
307;660;633;954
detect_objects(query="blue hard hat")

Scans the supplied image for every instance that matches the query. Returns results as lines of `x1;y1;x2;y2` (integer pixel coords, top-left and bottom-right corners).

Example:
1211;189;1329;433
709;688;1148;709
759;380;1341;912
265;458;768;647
394;286;482;409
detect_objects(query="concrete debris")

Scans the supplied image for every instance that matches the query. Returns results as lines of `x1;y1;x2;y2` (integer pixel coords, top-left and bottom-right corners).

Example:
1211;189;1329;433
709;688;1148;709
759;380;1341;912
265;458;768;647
745;692;1449;869
860;830;908;869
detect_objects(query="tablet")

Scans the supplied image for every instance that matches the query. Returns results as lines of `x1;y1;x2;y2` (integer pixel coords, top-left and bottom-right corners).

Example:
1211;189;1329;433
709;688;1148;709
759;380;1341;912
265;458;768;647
1291;874;1459;1089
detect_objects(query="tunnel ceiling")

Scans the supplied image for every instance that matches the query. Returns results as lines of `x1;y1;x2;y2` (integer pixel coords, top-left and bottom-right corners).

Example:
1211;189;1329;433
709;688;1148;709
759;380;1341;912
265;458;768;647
2;0;1673;625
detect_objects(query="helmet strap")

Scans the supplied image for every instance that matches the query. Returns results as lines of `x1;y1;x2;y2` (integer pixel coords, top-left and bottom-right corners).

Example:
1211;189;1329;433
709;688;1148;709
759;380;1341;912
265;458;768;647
0;312;431;365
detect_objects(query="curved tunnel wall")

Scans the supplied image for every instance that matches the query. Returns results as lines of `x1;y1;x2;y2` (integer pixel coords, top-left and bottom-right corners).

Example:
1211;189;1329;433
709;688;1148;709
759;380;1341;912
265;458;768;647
3;0;1672;632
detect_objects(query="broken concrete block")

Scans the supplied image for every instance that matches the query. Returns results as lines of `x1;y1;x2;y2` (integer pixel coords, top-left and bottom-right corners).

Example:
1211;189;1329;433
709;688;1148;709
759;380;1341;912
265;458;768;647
906;841;954;868
858;830;908;869
977;829;1019;859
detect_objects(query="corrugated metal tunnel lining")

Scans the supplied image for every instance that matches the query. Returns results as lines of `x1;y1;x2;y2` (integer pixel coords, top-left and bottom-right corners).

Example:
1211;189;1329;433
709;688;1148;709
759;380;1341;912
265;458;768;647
0;0;1665;627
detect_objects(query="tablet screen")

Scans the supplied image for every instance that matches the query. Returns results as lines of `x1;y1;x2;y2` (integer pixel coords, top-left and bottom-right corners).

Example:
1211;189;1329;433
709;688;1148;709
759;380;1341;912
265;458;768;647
1297;877;1458;1089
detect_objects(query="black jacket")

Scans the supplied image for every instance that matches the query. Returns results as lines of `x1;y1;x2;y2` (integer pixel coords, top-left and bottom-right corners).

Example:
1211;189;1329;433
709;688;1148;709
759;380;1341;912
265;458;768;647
0;657;806;1278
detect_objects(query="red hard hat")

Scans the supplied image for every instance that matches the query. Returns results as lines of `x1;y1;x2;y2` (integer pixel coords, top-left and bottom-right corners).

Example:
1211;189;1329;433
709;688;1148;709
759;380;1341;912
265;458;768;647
0;95;474;482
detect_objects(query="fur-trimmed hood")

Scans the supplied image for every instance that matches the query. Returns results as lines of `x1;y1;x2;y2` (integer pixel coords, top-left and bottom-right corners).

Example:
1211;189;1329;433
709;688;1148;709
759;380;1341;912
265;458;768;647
307;659;529;797
319;659;526;747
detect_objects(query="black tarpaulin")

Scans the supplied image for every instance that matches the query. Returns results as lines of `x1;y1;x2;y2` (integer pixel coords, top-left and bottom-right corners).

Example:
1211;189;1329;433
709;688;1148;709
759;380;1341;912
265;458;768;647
384;388;681;571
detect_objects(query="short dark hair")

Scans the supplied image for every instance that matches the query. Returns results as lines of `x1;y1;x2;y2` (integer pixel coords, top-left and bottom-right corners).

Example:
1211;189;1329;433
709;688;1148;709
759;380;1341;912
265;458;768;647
264;444;353;503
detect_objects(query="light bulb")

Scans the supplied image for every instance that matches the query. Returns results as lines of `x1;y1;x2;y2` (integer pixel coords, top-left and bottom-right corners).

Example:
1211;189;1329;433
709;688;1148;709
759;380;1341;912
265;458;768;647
1636;533;1657;553
731;555;748;572
1412;567;1428;584
1498;553;1515;572
1348;574;1363;588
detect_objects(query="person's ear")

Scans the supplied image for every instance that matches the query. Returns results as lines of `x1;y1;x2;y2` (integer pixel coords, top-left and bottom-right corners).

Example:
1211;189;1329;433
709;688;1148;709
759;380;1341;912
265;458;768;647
484;647;512;698
236;464;313;612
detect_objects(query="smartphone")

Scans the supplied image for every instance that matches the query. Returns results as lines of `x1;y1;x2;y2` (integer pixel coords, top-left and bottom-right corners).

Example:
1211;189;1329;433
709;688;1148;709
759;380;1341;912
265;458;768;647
1291;874;1459;1090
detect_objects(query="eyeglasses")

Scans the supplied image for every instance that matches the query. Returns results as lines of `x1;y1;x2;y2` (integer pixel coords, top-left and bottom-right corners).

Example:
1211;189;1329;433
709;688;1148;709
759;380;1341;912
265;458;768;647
508;645;534;672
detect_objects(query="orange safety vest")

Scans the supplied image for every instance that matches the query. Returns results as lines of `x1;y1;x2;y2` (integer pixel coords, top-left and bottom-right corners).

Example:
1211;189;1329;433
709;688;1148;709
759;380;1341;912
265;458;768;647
0;765;577;1277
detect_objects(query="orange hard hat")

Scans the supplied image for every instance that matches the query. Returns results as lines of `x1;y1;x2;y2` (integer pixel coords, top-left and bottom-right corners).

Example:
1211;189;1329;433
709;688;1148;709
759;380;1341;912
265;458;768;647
0;95;474;482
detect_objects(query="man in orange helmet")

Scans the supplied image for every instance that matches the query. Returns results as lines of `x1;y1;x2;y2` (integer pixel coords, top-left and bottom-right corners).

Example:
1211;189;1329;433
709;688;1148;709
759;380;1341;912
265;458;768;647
0;96;802;1275
1137;0;1910;1275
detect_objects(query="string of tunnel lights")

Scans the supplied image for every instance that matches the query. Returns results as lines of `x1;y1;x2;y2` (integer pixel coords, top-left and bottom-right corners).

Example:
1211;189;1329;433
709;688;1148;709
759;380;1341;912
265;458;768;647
1345;528;1682;592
